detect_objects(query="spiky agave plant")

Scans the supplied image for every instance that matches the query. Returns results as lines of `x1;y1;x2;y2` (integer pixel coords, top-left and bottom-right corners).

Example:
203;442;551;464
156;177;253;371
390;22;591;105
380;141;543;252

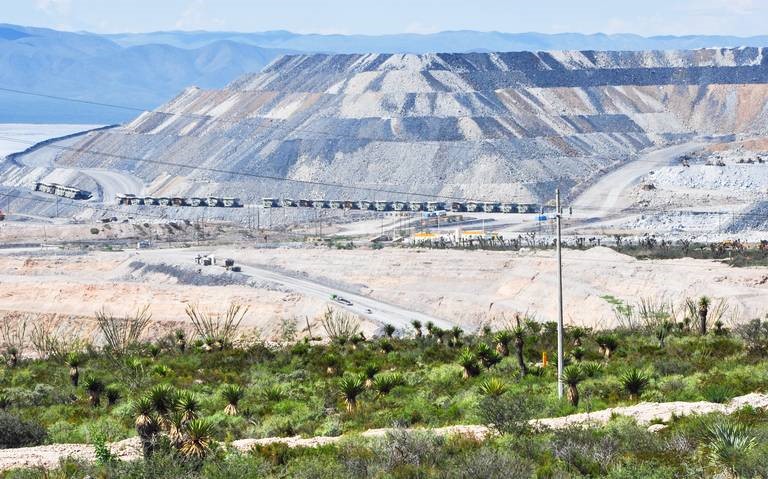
478;377;508;397
561;365;585;407
493;330;513;357
64;351;84;387
175;390;201;423
221;384;245;416
701;421;757;473
581;361;603;378
263;384;287;402
457;348;480;379
372;373;404;397
620;367;649;401
362;363;380;388
179;418;215;459
83;376;105;407
338;375;365;412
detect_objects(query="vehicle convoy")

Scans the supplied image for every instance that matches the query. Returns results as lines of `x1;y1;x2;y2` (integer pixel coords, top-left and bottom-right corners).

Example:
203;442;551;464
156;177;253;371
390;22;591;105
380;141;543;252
116;194;242;207
330;294;353;306
34;182;92;200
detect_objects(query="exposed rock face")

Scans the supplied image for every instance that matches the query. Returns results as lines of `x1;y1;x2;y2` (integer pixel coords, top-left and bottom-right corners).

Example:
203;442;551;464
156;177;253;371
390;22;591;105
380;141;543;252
54;48;768;203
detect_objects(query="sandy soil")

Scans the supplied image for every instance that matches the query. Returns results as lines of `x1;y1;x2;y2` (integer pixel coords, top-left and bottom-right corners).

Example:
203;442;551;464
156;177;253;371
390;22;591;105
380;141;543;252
1;244;766;344
2;392;766;471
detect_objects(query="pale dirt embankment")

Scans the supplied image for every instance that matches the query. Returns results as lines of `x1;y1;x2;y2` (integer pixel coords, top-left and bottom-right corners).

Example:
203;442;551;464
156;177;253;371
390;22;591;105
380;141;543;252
1;245;767;343
2;392;767;472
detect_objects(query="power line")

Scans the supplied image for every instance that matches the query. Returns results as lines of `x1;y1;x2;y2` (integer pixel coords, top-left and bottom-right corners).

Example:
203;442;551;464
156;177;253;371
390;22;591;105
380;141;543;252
0;135;533;202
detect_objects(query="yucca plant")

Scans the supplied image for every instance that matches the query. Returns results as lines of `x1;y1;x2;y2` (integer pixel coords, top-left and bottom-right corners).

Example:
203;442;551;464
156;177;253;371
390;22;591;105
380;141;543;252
656;320;674;348
581;361;603;378
174;329;186;353
362;364;380;388
701;421;757;473
478;377;507;397
338;375;365;412
425;321;436;337
698;296;710;336
132;396;159;458
411;320;423;338
0;393;9;410
570;346;585;362
83;376;105;407
147;344;161;359
620;367;649;401
595;334;618;359
561;365;585;407
476;343;501;368
65;351;84;387
175;390;201;423
493;330;513;357
383;324;396;338
148;384;176;428
179;418;215;459
105;386;120;406
372;373;404;396
458;348;480;379
569;326;587;347
262;384;287;402
221;384;245;416
5;346;19;368
152;364;172;377
168;410;186;448
511;326;528;377
379;338;394;354
450;326;463;346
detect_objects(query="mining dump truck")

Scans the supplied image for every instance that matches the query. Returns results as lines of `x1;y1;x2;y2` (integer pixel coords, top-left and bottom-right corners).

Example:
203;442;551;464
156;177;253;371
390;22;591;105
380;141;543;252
0;210;5;221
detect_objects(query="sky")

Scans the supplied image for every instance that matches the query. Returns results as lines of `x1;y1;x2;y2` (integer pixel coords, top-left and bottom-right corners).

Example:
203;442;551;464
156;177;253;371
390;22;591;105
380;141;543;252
3;0;768;36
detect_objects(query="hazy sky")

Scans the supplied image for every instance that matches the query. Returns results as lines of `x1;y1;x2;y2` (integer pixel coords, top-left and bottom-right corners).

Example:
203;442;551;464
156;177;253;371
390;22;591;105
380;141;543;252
4;0;768;36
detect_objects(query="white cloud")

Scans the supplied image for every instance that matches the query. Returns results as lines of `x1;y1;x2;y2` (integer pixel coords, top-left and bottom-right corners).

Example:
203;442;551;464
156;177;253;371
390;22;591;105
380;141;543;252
35;0;72;16
175;0;225;30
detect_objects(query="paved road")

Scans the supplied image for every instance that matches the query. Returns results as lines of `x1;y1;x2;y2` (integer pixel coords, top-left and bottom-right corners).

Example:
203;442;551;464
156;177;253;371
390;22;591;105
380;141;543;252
572;142;706;219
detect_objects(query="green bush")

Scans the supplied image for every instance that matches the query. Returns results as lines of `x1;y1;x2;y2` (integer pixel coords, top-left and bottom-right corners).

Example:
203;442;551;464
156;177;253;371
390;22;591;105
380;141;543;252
0;412;46;448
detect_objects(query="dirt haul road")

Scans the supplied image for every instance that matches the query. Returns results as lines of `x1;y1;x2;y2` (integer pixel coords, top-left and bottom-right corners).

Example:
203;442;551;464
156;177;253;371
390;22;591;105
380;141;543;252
140;248;453;332
572;141;706;220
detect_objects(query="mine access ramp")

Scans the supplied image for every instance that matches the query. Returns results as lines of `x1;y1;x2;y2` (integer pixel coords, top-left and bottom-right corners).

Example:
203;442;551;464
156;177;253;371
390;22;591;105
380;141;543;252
261;198;540;214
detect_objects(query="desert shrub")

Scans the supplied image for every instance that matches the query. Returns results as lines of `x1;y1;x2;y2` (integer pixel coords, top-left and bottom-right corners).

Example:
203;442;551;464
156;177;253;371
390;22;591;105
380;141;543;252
375;429;445;473
735;318;768;356
0;411;46;448
478;393;539;435
605;460;677;479
446;447;533;479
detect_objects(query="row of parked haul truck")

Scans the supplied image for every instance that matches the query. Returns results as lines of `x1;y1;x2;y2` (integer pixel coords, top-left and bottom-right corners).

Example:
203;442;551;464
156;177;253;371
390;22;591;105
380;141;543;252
34;182;92;200
116;194;243;208
261;198;540;214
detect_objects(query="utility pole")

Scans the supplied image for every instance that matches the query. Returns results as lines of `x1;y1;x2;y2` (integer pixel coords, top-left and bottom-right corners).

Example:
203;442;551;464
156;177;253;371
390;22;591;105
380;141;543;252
555;188;564;400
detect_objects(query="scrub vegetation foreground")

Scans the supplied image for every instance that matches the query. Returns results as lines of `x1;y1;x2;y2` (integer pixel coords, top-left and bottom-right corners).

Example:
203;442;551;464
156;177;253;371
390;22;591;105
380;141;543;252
1;302;768;478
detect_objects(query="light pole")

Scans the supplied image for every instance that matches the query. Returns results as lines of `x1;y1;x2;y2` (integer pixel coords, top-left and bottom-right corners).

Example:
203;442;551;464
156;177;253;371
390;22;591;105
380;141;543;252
555;188;564;399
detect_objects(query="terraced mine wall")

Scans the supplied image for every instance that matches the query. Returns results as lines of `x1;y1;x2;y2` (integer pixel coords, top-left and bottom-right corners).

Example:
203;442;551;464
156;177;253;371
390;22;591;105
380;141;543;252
9;48;768;216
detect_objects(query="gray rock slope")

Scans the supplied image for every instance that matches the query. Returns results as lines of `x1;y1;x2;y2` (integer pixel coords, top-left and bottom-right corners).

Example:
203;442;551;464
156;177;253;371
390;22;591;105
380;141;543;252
40;49;768;204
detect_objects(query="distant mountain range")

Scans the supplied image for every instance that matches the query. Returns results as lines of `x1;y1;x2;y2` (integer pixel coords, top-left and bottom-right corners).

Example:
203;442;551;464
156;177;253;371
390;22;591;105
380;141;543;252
3;23;768;124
